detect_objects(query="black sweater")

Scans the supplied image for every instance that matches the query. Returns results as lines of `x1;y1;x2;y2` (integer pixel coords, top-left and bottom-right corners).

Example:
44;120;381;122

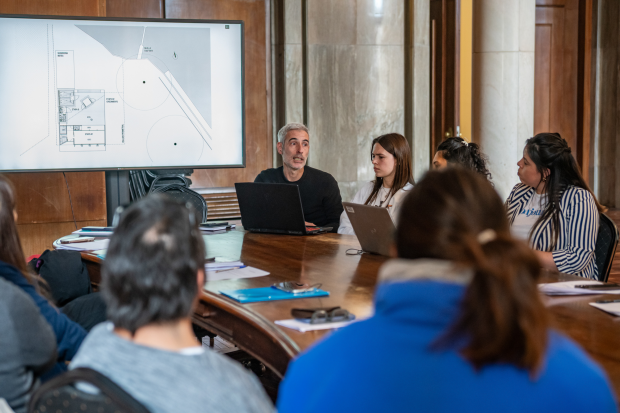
254;166;343;232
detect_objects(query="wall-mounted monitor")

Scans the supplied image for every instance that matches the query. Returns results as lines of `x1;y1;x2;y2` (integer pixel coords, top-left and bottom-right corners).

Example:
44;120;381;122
0;15;244;172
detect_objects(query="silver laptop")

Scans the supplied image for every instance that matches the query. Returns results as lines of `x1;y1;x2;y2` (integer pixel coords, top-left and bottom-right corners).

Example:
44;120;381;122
342;202;395;256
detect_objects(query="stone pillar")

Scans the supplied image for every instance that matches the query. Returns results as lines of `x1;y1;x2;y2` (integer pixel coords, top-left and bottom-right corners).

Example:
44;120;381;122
306;0;406;201
406;0;431;181
472;0;536;199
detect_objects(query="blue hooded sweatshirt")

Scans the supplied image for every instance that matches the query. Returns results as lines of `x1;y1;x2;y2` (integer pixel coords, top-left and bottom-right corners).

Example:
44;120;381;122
278;259;617;413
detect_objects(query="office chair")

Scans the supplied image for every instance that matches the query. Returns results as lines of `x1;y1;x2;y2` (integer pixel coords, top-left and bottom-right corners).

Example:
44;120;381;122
595;213;619;282
151;183;208;223
146;170;191;193
128;170;193;201
29;368;150;413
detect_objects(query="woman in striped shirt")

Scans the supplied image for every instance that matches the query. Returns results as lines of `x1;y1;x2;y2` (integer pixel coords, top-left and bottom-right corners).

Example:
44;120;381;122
505;133;605;279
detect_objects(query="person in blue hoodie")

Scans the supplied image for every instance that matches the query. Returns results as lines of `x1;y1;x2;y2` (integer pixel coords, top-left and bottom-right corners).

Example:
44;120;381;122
0;176;86;378
278;167;617;413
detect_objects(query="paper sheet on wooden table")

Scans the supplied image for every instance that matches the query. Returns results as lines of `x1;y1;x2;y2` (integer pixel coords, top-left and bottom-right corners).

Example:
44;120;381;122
275;318;358;333
589;302;620;316
54;239;110;251
205;266;269;282
539;280;620;295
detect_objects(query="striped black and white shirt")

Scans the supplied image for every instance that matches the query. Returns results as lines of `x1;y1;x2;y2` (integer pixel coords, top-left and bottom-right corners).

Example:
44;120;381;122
505;183;599;279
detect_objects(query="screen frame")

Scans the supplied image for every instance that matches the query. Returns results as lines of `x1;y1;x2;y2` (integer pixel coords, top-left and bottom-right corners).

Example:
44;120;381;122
0;14;246;173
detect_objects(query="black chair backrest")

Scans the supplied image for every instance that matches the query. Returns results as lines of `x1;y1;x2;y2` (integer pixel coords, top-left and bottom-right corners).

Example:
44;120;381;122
595;213;619;282
152;184;208;223
29;368;150;413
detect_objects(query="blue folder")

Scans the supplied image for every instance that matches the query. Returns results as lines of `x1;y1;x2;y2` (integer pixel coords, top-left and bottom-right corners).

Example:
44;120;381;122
219;286;330;303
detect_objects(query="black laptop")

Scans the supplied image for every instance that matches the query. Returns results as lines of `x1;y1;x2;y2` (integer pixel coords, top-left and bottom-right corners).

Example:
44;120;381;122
235;182;333;235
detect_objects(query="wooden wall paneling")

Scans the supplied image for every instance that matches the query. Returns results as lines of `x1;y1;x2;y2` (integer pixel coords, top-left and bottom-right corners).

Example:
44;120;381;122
166;0;272;188
0;0;104;15
105;0;164;18
577;0;593;181
6;172;107;256
534;0;580;158
430;0;459;156
7;172;106;224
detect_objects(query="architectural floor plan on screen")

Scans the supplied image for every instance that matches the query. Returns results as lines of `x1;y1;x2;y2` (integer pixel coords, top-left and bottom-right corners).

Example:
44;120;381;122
50;23;213;159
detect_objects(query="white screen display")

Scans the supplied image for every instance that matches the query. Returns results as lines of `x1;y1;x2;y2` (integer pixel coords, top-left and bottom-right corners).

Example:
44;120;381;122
0;16;244;171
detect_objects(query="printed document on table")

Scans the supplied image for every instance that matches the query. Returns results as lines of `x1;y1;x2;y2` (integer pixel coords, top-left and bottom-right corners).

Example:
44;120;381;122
539;280;620;295
589;302;620;316
54;239;110;251
275;318;359;333
205;266;269;282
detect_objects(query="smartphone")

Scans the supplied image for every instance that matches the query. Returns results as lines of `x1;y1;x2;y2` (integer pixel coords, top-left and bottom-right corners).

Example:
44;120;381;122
273;282;317;294
575;283;620;290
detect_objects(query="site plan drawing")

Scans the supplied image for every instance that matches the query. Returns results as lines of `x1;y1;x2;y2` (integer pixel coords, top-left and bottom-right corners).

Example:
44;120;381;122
0;17;243;171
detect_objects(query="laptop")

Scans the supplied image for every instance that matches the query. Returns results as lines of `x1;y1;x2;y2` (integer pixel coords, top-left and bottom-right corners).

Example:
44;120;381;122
235;182;333;235
342;202;395;256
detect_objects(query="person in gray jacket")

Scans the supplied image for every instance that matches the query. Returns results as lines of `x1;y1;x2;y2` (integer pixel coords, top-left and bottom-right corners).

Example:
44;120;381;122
0;277;57;413
70;194;274;413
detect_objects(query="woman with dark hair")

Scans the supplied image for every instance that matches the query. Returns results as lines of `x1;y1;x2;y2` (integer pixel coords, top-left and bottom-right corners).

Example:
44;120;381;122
506;132;604;279
338;133;414;235
0;175;86;376
433;136;492;181
278;168;615;413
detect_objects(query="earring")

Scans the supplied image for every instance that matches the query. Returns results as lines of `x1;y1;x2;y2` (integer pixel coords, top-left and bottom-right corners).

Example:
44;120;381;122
542;177;547;183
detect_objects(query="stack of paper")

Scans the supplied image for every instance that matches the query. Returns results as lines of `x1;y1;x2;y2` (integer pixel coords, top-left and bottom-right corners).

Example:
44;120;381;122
72;228;114;237
539;281;620;295
275;318;358;333
200;224;236;232
55;239;110;251
205;261;244;271
590;301;620;316
205;265;269;282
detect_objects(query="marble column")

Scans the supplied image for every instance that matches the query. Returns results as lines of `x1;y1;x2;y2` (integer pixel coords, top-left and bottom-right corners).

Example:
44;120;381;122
406;0;430;181
271;0;304;166
472;0;536;199
306;0;406;201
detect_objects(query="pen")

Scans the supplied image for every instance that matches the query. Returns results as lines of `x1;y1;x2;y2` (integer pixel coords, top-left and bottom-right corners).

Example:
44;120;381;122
595;299;620;304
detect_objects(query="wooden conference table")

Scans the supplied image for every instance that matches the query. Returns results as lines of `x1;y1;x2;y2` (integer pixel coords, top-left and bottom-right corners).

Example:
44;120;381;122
71;229;620;400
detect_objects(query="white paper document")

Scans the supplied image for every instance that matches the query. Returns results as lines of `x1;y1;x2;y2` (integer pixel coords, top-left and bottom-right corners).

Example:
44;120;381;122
275;318;358;333
539;280;620;295
589;302;620;316
205;261;244;270
205;266;269;282
55;239;110;251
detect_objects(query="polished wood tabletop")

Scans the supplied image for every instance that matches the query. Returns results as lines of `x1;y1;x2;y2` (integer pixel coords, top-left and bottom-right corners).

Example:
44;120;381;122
74;229;620;401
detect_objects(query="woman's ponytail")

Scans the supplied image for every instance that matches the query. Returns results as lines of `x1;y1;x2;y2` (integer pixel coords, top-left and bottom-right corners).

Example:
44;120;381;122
396;168;548;374
437;234;547;373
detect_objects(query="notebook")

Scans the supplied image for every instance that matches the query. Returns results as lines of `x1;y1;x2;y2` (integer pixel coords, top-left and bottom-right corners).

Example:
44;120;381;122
220;286;329;303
